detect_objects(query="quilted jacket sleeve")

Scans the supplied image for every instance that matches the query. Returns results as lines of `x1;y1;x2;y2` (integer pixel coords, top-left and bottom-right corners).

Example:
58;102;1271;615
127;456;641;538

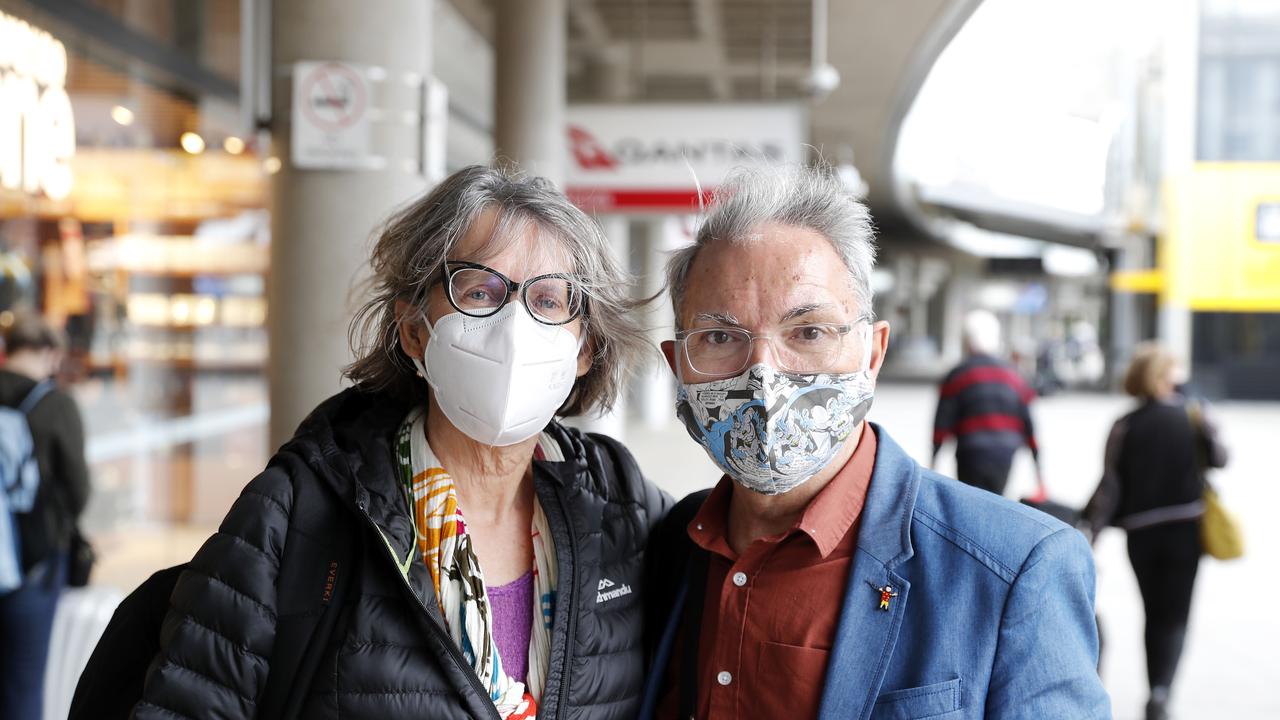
986;527;1111;719
132;466;294;720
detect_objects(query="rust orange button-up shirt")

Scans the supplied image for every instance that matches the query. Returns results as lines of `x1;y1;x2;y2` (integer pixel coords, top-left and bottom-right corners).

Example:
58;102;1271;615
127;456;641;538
657;423;878;720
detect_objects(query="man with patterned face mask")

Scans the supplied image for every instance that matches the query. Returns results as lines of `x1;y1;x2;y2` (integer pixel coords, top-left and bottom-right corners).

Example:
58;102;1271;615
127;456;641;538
639;166;1110;720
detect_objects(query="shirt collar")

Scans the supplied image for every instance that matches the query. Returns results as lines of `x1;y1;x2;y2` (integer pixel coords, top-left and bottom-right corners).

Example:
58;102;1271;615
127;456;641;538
687;422;878;560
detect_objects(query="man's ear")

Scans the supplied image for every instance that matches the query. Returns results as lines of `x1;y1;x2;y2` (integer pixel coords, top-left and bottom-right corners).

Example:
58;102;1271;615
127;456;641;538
868;320;891;379
395;300;428;361
660;340;678;376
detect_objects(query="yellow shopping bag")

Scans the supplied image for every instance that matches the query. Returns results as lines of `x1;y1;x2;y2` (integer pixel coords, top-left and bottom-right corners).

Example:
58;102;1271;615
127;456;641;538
1201;487;1244;560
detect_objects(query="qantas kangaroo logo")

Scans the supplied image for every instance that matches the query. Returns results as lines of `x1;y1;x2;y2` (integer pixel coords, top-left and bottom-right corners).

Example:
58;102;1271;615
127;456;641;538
568;125;619;170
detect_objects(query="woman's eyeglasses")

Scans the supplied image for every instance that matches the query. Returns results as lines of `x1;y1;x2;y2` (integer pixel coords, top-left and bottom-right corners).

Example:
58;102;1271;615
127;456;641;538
441;261;585;326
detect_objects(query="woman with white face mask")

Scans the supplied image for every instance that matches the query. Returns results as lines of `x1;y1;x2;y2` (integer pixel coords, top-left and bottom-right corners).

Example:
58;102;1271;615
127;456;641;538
114;165;670;720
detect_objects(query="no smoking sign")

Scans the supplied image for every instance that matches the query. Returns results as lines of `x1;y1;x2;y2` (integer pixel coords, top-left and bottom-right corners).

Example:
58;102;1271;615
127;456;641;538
291;61;375;170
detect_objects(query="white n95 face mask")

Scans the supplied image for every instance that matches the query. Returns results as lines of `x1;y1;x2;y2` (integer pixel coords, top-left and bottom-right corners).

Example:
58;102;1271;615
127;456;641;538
413;302;583;447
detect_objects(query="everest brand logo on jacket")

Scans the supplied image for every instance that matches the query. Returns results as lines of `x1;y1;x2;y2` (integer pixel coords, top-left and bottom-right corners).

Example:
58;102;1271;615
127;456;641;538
596;577;632;604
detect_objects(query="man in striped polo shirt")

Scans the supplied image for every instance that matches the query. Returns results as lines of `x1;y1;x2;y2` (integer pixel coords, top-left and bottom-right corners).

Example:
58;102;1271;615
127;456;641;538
932;310;1041;496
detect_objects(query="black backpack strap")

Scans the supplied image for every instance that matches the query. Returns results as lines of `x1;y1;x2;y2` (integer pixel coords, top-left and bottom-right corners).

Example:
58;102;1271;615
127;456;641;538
677;547;710;719
637;488;713;720
643;489;712;659
258;464;359;720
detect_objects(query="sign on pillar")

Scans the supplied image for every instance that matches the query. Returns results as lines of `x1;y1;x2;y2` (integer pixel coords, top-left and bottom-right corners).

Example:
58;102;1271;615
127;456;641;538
291;61;378;170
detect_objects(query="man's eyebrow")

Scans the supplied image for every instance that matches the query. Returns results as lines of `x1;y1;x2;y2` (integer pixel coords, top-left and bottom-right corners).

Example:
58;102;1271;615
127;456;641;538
781;303;835;322
692;312;742;327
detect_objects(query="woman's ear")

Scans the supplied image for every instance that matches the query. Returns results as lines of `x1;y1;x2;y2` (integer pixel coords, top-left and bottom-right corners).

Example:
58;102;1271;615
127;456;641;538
395;300;428;361
576;334;593;378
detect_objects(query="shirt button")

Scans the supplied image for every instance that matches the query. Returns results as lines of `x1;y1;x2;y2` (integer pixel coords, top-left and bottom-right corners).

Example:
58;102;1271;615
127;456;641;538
717;670;733;686
732;571;748;587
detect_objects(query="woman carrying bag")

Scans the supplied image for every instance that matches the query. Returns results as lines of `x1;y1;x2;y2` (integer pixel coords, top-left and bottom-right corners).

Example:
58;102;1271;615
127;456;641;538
1085;343;1229;720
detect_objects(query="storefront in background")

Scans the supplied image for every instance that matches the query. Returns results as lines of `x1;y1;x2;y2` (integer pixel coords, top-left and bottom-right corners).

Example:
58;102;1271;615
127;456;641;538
0;0;268;396
1;0;273;525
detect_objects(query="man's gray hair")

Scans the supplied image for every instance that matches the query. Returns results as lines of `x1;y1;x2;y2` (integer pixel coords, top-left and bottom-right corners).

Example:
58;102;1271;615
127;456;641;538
347;164;648;416
666;165;877;325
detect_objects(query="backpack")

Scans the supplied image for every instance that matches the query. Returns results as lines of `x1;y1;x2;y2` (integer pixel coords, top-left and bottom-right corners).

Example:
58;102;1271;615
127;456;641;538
0;380;55;593
68;456;358;720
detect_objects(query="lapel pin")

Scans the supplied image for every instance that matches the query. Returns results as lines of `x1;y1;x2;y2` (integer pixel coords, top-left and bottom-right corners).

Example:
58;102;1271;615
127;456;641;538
876;584;898;611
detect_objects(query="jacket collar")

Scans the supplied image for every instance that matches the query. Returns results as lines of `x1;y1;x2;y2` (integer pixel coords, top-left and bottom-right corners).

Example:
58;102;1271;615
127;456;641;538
853;423;919;568
276;387;587;563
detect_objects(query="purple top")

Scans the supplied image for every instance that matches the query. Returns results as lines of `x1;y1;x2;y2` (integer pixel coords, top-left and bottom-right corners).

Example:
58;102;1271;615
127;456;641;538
487;570;534;682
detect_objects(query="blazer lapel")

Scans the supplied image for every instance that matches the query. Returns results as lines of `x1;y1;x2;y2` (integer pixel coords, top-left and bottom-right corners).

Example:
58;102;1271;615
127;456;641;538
819;425;921;720
818;555;911;720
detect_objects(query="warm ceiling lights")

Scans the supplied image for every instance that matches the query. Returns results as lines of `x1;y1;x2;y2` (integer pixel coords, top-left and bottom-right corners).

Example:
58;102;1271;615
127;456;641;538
180;131;205;154
111;105;134;126
262;156;282;174
223;136;246;154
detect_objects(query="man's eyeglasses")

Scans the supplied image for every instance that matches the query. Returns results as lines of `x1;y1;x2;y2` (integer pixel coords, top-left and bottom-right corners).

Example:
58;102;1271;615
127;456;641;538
676;319;871;376
441;261;585;326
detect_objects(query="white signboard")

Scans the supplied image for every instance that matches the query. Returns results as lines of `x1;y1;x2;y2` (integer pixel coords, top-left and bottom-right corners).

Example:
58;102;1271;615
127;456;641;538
565;103;806;212
0;9;75;200
291;61;375;170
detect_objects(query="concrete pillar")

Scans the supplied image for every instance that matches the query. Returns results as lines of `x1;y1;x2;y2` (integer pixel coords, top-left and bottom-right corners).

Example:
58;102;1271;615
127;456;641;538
1106;239;1143;385
268;0;431;449
940;273;968;364
495;0;567;184
1156;0;1199;366
635;216;692;429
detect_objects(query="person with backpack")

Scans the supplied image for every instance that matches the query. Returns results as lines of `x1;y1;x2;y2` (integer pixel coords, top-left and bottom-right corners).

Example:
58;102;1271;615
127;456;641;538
75;165;671;720
0;312;90;719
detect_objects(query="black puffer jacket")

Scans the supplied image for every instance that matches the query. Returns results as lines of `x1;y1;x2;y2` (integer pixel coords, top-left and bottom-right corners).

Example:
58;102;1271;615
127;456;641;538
132;387;670;719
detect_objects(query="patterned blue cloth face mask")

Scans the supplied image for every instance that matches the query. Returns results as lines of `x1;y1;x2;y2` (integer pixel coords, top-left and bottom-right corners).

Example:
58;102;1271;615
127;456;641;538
675;331;876;495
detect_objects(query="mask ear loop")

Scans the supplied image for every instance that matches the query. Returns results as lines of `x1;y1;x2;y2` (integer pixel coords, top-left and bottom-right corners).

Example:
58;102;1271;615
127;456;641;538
413;312;436;386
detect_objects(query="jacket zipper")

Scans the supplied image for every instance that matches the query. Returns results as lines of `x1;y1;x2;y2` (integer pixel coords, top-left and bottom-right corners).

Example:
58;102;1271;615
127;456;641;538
355;503;502;720
550;485;578;719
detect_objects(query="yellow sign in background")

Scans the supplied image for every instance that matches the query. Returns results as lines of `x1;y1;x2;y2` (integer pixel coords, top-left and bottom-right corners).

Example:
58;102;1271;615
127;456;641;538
1161;163;1280;312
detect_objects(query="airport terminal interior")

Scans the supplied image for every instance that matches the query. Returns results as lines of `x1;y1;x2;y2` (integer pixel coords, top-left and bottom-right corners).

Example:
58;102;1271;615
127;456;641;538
0;0;1278;718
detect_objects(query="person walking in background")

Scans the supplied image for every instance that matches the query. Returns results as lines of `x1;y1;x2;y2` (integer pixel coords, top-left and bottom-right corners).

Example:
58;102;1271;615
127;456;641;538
932;309;1042;497
0;312;90;719
1085;344;1227;720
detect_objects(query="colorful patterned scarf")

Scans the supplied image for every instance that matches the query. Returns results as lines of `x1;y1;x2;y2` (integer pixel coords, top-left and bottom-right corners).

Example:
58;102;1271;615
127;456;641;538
397;408;557;719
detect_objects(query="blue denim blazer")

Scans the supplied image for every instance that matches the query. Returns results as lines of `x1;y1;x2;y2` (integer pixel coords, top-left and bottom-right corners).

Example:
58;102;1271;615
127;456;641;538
640;425;1111;720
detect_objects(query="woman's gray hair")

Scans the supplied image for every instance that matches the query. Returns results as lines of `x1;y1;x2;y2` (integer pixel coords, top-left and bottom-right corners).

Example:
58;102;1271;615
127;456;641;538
666;164;877;325
346;164;649;416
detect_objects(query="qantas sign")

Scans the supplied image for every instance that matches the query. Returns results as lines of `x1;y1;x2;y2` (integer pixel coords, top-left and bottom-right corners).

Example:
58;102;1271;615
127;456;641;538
565;103;806;213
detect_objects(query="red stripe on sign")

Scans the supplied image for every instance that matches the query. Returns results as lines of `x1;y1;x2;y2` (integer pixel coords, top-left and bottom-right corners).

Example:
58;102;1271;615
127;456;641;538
941;366;1035;402
566;187;714;212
